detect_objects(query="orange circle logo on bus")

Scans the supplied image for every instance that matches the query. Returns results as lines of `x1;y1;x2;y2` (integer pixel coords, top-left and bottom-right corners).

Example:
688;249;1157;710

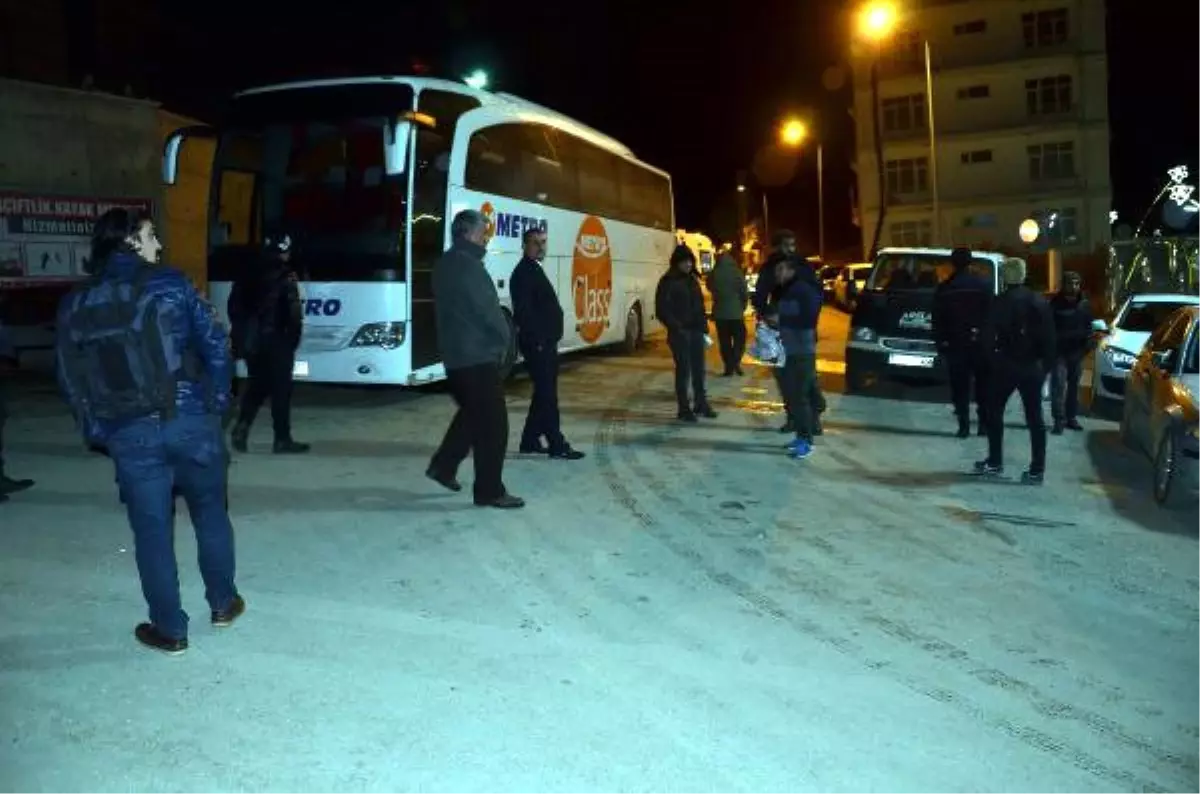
572;215;613;344
480;201;496;246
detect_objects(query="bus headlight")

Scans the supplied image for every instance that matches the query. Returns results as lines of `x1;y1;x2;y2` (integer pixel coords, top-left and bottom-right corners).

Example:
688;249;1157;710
349;322;406;350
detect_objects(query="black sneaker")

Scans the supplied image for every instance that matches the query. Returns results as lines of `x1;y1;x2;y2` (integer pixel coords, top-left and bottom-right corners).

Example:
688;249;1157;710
1020;470;1045;486
0;475;34;495
1065;419;1083;432
212;595;246;627
273;439;311;454
134;623;188;655
695;405;718;419
549;447;586;461
678;409;698;423
972;460;1004;477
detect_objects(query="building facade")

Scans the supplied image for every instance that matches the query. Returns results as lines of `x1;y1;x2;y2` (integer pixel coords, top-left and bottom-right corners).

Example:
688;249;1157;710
851;0;1111;258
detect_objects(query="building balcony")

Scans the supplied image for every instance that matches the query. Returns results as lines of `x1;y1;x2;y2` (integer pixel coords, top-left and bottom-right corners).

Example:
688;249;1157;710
872;43;1106;81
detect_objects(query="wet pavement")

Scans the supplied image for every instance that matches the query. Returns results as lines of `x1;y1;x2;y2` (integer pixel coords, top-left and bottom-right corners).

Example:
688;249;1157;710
1;308;1196;792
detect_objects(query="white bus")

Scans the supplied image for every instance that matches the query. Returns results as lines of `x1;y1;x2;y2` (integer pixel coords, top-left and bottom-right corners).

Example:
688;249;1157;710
162;76;675;385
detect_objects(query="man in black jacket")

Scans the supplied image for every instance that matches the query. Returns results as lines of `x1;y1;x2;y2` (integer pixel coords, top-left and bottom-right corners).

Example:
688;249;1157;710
656;244;716;422
752;231;803;432
510;227;583;460
933;247;993;438
227;231;309;454
1048;271;1093;434
975;257;1057;485
427;210;524;509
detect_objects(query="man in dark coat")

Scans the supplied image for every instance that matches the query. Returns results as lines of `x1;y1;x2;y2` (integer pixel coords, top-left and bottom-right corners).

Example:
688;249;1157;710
933;246;994;438
708;252;748;376
1048;271;1094;434
426;210;524;509
656;244;716;422
510;226;583;460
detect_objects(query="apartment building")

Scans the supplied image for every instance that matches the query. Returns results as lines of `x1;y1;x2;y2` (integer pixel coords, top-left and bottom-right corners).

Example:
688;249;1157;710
851;0;1112;258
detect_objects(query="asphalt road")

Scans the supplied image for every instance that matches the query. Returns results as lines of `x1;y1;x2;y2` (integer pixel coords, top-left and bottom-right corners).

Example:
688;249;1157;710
0;307;1196;792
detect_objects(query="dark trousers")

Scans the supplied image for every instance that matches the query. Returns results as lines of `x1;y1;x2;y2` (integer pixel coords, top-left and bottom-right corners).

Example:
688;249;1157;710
519;342;566;452
106;414;238;640
774;356;824;424
781;353;817;441
714;319;747;374
668;330;708;412
237;345;295;441
1050;353;1084;422
986;363;1047;475
945;347;989;427
430;363;510;502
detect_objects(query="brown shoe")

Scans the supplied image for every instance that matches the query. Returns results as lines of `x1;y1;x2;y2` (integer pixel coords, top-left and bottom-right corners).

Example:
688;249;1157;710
211;595;246;628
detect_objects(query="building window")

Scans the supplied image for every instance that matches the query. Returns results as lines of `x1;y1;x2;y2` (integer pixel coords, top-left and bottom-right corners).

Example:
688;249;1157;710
960;149;993;165
956;84;990;100
885;157;929;195
1031;207;1079;245
962;213;997;228
1025;75;1073;115
880;94;926;133
1022;8;1069;48
953;19;987;35
1028;141;1076;181
882;30;923;68
890;220;933;247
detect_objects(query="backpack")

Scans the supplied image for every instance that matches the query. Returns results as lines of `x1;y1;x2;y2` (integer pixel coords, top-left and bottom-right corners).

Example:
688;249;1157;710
58;266;189;423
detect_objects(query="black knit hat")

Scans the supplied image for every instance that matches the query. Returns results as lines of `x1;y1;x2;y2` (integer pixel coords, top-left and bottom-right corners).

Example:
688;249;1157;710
669;243;696;267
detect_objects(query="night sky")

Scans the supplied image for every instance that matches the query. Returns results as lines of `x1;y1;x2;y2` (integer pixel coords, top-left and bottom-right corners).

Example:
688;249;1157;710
153;0;1195;253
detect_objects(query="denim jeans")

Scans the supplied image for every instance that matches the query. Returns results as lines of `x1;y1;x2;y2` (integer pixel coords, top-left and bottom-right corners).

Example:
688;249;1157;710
107;413;237;640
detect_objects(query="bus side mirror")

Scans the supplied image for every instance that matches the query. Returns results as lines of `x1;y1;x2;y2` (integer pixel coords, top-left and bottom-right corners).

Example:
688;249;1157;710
162;125;216;185
384;119;414;177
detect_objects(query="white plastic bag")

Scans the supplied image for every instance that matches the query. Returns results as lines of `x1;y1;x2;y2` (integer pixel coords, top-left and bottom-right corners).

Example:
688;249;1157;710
748;323;785;367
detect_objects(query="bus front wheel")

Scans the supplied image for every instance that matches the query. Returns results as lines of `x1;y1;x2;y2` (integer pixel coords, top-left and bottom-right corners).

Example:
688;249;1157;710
622;304;643;354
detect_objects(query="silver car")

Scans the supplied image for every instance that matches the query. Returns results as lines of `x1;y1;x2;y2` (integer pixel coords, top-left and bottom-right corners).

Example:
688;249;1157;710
1092;293;1200;403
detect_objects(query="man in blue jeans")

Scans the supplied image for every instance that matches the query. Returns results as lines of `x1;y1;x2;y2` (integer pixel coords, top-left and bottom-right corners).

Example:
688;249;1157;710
56;208;242;655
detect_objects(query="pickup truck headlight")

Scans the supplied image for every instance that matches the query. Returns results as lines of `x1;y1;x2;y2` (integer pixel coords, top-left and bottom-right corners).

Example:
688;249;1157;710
349;322;406;350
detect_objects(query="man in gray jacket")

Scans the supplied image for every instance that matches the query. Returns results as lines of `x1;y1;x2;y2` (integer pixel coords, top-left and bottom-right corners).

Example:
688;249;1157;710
426;210;524;509
0;316;35;504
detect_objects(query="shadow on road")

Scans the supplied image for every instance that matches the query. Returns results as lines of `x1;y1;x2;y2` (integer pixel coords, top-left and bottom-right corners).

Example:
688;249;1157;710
1083;429;1199;537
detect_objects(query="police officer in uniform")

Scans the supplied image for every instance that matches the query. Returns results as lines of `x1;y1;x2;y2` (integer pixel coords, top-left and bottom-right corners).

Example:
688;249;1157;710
228;230;309;454
974;257;1056;485
933;246;993;438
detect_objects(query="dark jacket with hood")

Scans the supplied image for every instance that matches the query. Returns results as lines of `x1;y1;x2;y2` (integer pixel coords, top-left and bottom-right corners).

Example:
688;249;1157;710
432;238;511;370
227;254;302;357
985;284;1057;370
55;252;233;444
1049;290;1094;357
510;255;563;347
777;272;822;355
655;245;707;336
707;253;748;321
933;267;993;351
752;250;788;314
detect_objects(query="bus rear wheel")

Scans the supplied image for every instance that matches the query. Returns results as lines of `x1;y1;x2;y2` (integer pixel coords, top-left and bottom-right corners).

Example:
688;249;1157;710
622;304;642;354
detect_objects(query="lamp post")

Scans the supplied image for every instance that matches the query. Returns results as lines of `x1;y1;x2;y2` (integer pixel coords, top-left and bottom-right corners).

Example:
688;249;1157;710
778;118;825;263
858;2;940;245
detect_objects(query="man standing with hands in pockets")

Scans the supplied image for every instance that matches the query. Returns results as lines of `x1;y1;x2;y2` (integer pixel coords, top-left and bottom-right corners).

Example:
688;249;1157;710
511;227;584;460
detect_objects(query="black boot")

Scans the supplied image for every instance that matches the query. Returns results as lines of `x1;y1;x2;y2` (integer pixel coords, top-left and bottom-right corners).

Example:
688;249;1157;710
0;473;34;495
273;438;311;454
230;422;249;453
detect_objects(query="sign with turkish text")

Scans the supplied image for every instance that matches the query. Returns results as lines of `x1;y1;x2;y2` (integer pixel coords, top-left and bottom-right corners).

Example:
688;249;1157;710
0;190;154;283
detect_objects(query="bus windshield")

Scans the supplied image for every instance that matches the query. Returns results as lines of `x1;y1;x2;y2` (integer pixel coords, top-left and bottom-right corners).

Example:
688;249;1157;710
867;251;995;292
208;84;414;284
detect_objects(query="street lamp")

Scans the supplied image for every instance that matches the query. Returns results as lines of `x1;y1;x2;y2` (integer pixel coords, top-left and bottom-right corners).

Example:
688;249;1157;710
779;117;827;263
856;1;940;245
464;69;489;90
